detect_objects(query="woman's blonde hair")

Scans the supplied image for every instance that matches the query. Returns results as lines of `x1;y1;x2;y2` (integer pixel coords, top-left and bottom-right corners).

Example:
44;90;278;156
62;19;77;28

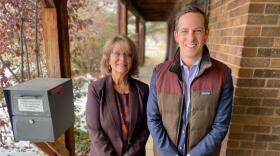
100;34;139;76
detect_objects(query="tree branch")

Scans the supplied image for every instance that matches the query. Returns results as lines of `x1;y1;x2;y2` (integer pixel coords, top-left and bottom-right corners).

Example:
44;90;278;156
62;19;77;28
0;55;21;83
19;9;25;82
22;29;31;80
35;0;41;77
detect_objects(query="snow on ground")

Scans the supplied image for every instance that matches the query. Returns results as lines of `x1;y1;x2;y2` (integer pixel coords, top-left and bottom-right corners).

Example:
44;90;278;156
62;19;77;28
1;152;40;156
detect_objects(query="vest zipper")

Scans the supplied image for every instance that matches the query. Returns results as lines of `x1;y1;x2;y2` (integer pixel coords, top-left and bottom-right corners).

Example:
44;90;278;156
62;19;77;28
187;75;199;152
187;88;191;152
176;81;184;146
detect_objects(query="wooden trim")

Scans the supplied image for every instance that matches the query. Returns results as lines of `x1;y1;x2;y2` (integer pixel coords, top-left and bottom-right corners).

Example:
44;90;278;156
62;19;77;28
47;141;70;156
34;142;57;156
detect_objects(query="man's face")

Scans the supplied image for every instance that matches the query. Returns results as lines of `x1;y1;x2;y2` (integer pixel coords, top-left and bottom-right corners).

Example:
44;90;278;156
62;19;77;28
174;12;209;65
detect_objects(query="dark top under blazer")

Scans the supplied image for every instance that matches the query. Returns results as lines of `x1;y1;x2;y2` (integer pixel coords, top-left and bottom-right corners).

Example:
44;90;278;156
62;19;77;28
86;76;150;156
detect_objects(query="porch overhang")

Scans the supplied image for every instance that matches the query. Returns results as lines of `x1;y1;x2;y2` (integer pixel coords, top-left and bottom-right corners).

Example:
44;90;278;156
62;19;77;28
121;0;178;21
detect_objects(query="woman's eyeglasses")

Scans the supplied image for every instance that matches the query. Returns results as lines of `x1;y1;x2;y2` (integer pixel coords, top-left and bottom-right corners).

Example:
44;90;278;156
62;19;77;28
111;51;133;58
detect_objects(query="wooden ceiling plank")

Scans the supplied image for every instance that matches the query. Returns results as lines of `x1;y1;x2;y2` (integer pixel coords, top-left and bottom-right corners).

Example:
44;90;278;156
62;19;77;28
126;0;176;21
121;0;145;22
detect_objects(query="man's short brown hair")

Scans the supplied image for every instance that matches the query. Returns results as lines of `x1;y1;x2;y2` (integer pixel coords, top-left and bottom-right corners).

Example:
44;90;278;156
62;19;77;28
175;3;209;31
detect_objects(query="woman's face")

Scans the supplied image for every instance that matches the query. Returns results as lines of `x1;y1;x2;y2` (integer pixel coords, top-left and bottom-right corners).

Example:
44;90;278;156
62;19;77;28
109;43;133;76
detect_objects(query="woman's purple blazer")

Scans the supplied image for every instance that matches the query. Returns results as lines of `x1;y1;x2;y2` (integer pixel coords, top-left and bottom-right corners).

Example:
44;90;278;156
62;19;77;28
86;76;150;156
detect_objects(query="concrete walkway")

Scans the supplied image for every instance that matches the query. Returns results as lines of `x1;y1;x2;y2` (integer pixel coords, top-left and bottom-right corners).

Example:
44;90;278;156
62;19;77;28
137;54;165;156
138;57;156;156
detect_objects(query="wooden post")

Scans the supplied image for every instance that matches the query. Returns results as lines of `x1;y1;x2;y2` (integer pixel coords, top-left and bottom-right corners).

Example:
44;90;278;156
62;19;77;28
40;0;74;155
42;7;61;77
117;0;121;34
121;2;128;35
51;1;74;155
139;19;145;65
167;21;177;60
135;16;140;64
167;22;173;60
52;0;72;78
119;0;146;64
135;16;145;65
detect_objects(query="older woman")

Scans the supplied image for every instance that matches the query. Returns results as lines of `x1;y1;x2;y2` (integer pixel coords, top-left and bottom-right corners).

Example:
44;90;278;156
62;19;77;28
86;35;149;156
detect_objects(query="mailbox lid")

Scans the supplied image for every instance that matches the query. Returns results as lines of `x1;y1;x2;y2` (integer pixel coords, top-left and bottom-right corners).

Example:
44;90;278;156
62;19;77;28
5;78;72;116
6;78;71;91
12;116;55;142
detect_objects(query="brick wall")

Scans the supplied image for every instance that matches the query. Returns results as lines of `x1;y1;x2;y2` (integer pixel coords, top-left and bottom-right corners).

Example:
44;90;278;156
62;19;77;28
207;0;280;155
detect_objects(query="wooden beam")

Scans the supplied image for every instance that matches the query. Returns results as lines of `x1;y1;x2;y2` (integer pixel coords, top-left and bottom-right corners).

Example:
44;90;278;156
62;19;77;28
40;0;75;156
121;2;127;35
121;0;145;22
135;16;140;64
34;142;57;156
117;0;121;34
41;7;61;77
47;141;70;156
52;0;75;155
135;16;145;65
53;0;71;78
64;125;75;156
139;19;145;64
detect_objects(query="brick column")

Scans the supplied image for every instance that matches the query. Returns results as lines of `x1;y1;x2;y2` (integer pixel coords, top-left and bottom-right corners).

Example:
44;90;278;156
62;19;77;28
208;0;280;155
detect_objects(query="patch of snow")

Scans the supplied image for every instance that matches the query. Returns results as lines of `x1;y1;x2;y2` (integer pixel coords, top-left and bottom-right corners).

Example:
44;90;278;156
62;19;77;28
0;152;41;156
73;73;97;82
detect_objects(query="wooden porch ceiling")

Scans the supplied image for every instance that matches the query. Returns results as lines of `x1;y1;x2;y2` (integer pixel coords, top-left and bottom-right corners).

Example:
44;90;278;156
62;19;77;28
126;0;177;21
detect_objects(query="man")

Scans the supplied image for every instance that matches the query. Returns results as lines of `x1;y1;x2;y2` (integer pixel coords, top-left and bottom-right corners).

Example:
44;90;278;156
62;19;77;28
147;3;233;156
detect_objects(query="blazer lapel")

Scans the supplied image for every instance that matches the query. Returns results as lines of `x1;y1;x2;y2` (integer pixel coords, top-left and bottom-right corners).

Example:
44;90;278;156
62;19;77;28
105;76;122;137
128;77;139;139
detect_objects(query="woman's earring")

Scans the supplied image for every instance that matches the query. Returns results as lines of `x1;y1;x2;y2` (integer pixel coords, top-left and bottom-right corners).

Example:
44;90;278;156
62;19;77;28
108;65;112;71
